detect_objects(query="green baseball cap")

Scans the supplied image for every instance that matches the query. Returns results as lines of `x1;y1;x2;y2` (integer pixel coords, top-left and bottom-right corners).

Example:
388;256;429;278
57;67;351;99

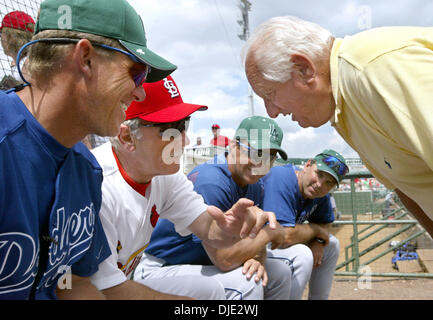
313;149;349;186
234;116;288;160
35;0;177;82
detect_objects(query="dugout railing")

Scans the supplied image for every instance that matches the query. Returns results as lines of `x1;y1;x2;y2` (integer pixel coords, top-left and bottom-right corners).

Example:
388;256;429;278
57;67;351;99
333;171;433;279
181;148;433;279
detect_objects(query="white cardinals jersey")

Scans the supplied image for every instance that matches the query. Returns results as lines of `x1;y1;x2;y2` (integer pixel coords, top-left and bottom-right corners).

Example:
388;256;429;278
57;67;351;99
89;143;208;290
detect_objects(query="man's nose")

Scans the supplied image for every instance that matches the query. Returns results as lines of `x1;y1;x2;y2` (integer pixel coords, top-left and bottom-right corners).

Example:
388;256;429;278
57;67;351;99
264;100;280;118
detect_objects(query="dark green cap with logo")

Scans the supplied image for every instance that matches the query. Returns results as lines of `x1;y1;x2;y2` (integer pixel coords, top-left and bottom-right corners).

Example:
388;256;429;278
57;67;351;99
313;149;348;186
35;0;177;82
234;116;288;160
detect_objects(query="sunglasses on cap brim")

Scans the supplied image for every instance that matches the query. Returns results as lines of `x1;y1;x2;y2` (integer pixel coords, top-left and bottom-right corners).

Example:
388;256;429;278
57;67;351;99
320;154;349;176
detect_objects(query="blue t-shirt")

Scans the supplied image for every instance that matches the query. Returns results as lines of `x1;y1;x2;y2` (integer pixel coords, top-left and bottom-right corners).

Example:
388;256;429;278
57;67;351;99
146;154;264;265
261;164;334;227
0;91;111;300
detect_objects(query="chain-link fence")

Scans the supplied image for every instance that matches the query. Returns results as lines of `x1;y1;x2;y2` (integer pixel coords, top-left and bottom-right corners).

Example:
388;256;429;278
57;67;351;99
0;0;41;87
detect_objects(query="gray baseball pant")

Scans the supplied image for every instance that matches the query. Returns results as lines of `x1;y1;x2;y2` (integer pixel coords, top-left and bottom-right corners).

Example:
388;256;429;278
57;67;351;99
267;234;340;300
133;252;292;300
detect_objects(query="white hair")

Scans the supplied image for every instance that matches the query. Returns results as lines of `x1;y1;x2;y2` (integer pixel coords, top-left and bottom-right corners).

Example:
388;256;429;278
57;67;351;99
110;118;143;150
243;16;333;83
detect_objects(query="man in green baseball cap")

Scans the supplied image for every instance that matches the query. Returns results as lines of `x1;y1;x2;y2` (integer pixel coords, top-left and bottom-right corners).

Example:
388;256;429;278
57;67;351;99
260;148;349;300
139;115;292;300
31;0;176;83
313;149;349;187
0;0;177;300
234;115;288;164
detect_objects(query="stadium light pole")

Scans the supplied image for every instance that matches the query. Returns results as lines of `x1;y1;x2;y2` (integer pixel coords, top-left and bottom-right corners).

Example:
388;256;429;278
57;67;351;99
237;0;254;116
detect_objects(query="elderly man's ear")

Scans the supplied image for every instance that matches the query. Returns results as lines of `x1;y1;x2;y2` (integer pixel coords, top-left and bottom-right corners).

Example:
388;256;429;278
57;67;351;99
290;54;316;85
118;124;136;152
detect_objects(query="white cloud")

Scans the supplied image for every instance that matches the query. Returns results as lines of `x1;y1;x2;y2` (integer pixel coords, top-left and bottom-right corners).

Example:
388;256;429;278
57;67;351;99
127;0;433;159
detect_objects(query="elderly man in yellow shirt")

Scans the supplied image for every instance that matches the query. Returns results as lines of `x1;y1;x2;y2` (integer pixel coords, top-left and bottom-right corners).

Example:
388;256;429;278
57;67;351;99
243;16;433;237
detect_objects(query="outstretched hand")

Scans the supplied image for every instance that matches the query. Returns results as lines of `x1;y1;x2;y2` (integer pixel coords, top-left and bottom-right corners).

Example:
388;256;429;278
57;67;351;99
207;198;277;240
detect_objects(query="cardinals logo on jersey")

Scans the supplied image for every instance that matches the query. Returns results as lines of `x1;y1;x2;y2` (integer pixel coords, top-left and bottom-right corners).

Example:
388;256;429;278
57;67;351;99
150;205;160;228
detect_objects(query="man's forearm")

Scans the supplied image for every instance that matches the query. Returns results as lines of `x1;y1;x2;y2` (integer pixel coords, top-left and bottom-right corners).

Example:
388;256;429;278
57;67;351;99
205;219;239;247
283;223;329;247
102;280;194;300
190;201;276;249
56;275;106;300
203;225;275;271
190;210;240;249
395;189;433;238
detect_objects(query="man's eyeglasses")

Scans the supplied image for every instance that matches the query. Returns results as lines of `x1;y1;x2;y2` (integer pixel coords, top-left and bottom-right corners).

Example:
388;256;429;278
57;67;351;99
16;38;151;87
320;154;349;176
140;117;190;136
236;140;277;163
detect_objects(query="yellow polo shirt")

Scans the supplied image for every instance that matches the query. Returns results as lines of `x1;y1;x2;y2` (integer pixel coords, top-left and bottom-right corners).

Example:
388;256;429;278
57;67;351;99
330;26;433;218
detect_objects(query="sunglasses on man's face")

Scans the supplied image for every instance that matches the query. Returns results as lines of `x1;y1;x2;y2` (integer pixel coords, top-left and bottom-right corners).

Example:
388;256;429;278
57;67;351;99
140;117;190;137
127;62;151;87
17;38;151;87
236;140;277;163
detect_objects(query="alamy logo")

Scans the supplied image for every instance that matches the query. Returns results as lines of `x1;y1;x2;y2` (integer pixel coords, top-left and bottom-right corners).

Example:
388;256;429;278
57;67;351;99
57;5;72;29
163;78;179;98
38;204;95;290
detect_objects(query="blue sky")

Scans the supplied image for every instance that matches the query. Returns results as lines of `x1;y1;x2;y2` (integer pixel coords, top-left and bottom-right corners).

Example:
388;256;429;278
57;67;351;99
127;0;433;159
1;0;431;158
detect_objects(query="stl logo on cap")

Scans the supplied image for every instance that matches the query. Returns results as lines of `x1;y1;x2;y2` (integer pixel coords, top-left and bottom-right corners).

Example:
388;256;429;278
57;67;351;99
163;78;179;98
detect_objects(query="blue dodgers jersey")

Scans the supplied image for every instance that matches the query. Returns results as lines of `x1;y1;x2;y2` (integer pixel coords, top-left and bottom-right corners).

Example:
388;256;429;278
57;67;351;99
0;91;111;300
146;154;264;265
261;164;334;227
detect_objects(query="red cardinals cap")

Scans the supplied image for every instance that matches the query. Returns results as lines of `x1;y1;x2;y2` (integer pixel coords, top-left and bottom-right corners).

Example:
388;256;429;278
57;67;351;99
125;75;207;122
212;124;220;129
1;11;35;32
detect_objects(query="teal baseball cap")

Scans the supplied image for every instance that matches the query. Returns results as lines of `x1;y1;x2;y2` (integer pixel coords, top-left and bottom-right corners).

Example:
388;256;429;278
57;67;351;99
35;0;177;82
313;149;349;186
234;116;288;160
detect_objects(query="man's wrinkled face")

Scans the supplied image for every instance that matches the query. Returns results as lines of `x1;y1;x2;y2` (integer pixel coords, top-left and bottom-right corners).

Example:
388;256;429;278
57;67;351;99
133;120;190;176
245;53;333;128
299;161;336;199
88;50;146;138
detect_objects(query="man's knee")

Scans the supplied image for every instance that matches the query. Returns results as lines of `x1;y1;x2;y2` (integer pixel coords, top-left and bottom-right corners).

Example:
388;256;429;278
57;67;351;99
326;235;340;259
292;244;314;269
224;272;264;300
196;278;227;300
